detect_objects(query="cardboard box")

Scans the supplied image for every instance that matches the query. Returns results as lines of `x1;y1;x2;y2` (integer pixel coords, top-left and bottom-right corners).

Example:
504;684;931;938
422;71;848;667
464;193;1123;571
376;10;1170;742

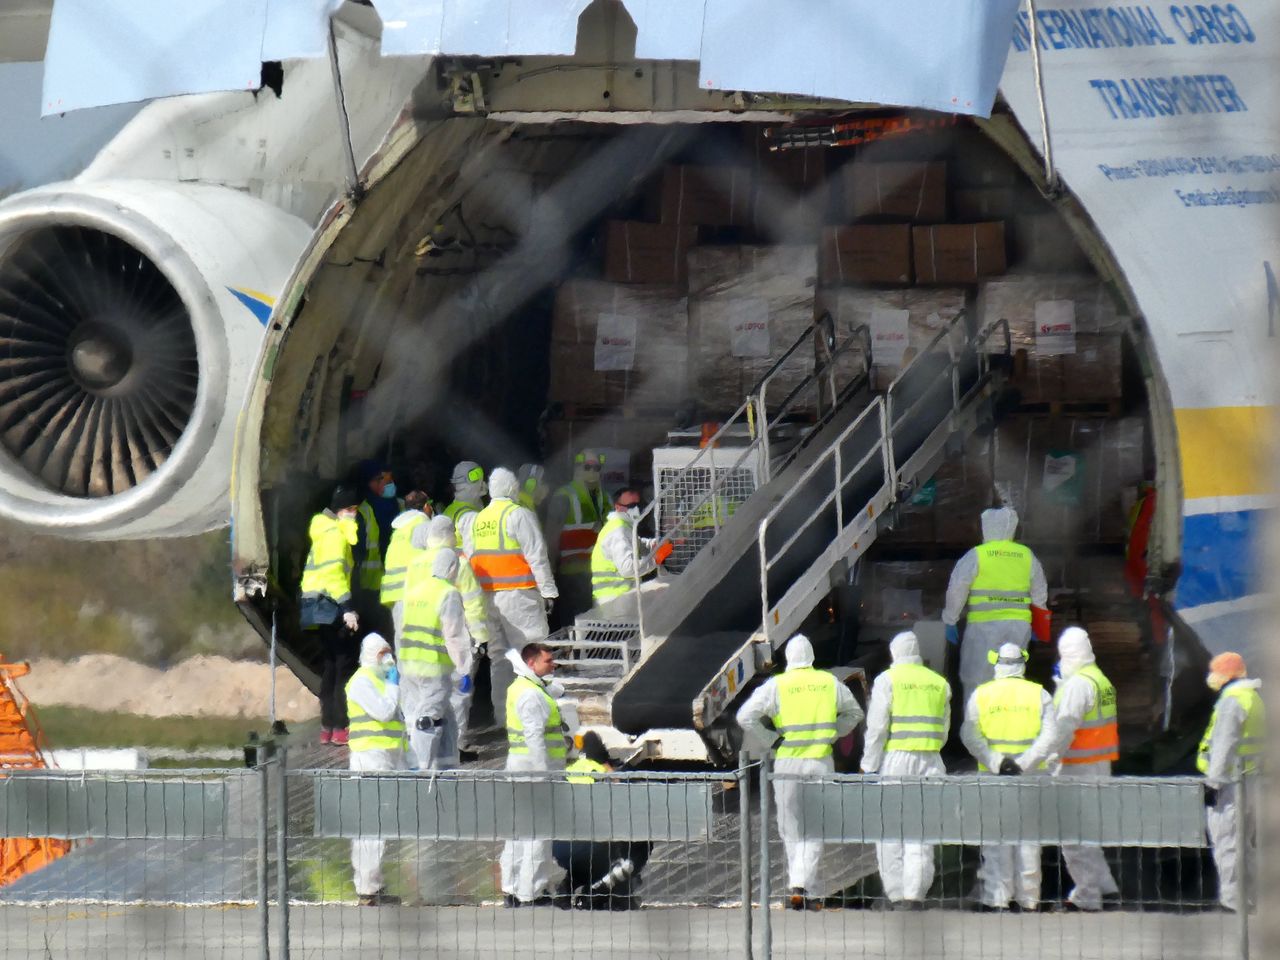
818;225;913;285
653;165;752;226
602;221;697;288
1017;353;1065;403
860;561;949;625
1061;334;1123;400
840;161;947;222
951;131;1022;187
752;150;830;242
913;222;1007;284
978;275;1126;355
954;187;1019;221
1011;214;1093;273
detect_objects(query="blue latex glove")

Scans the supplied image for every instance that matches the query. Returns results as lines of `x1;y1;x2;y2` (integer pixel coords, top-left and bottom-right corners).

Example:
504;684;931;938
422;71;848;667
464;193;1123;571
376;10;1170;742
386;666;400;686
945;624;960;646
458;674;473;694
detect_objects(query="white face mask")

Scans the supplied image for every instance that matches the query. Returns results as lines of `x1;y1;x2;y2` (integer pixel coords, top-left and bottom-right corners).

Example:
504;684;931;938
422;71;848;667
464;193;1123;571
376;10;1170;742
625;506;641;522
377;654;394;675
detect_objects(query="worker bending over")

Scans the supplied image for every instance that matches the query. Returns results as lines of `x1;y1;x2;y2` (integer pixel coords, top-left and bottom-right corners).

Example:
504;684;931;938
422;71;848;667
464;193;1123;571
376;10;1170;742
590;488;671;616
960;642;1053;912
943;506;1049;705
546;450;608;627
861;631;950;909
1198;652;1264;913
345;634;407;906
1017;627;1120;911
444;461;486;555
737;634;863;910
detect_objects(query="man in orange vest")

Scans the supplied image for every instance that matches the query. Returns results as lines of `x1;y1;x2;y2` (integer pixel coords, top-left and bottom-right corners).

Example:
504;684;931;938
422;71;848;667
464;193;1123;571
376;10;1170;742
545;450;608;627
1016;627;1120;911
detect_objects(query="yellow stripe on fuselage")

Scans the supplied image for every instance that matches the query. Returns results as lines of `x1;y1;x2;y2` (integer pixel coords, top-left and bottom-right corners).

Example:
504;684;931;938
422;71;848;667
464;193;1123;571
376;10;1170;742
1175;406;1274;501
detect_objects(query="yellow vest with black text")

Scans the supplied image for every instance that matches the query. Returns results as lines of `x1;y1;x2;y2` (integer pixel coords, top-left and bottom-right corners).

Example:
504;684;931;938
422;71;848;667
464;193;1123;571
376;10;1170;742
400;574;458;678
345;666;406;753
887;662;948;752
506;675;567;759
554;480;606;575
967;540;1033;624
300;512;356;606
471;500;537;591
974;676;1044;772
380;512;427;606
772;667;840;760
590;513;634;604
1197;682;1264;775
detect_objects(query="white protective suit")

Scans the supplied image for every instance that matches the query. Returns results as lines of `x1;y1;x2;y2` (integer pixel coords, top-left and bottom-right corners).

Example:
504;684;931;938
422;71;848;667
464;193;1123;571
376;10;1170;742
386;509;427;639
593;510;658;617
943;507;1048;704
348;634;407;896
476;468;558;723
861;632;951;903
959;643;1054;910
1203;676;1263;911
398;549;470;770
414;516;491;744
500;649;569;903
1017;627;1119;910
736;635;863;894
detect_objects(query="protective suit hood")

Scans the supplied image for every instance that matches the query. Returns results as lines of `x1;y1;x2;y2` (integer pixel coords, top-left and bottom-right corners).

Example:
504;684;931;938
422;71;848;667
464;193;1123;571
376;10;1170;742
507;647;539;683
992;642;1027;679
889;631;923;665
432;545;460;580
1057;626;1095;678
489;467;519;501
391;510;425;530
359;633;392;669
422;515;455;549
784;634;815;670
981;506;1019;542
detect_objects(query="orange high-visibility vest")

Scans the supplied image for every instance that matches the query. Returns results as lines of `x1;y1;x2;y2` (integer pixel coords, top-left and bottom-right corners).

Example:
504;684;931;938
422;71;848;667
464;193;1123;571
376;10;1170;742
470;500;537;591
1058;664;1119;765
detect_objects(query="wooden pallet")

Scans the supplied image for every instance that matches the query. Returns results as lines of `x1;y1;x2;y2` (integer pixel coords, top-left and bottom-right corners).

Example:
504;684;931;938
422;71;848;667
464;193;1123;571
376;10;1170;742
1009;398;1124;418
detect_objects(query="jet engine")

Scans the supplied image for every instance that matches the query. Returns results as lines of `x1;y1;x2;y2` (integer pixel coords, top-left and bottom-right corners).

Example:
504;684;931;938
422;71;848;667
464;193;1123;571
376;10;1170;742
0;180;311;539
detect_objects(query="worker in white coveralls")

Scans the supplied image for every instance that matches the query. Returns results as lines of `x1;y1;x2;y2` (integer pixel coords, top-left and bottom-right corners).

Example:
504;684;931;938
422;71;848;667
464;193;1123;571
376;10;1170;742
1198;651;1264;912
379;490;433;639
861;631;950;908
444;460;487;555
943;506;1049;705
960;642;1053;912
412;514;491;751
501;642;572;907
469;467;558;724
1016;627;1120;911
345;633;407;906
736;634;863;911
398;548;471;769
589;487;673;616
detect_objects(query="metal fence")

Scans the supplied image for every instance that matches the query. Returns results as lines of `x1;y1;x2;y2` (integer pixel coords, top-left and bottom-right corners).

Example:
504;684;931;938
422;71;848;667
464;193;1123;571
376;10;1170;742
0;751;1257;960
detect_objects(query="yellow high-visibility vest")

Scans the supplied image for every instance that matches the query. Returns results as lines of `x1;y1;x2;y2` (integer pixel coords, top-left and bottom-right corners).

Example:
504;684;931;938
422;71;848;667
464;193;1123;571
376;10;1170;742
506;676;567;759
380;512;427;606
1198;683;1265;775
967;541;1033;624
1056;664;1118;765
974;676;1044;772
471;500;536;591
566;757;608;784
400;574;458;678
346;667;406;753
590;513;634;604
554;480;606;575
772;667;839;760
887;663;948;752
300;512;356;606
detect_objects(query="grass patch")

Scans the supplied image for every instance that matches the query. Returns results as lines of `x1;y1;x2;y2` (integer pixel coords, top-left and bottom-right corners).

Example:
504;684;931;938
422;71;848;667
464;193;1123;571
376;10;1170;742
36;706;265;752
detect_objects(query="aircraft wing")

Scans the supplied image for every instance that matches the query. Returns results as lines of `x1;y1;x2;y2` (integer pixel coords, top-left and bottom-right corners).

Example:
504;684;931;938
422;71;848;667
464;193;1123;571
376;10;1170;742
0;0;51;63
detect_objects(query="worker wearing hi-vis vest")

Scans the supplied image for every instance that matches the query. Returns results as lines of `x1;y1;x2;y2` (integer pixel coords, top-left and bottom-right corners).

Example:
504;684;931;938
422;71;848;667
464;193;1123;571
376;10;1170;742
960;643;1054;912
398;547;471;769
737;634;863;910
1018;627;1120;911
516;463;550;514
444;460;487;556
501;643;572;907
545;450;608;627
470;467;558;724
862;631;951;908
589;488;673;614
942;506;1049;705
379;491;433;636
345;633;407;906
1198;652;1264;913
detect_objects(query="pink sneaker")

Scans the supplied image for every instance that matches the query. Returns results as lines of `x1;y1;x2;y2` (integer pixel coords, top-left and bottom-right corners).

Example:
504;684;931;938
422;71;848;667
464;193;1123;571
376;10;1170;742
319;728;333;745
331;728;349;746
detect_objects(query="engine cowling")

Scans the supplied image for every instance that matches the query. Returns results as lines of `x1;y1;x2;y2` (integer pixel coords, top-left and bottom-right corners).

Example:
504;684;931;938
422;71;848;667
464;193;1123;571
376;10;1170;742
0;180;311;539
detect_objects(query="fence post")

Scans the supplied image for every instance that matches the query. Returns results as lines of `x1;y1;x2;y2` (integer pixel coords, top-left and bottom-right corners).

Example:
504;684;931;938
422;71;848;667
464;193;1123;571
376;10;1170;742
276;744;291;960
758;755;772;960
738;751;754;960
255;738;272;960
1238;775;1250;960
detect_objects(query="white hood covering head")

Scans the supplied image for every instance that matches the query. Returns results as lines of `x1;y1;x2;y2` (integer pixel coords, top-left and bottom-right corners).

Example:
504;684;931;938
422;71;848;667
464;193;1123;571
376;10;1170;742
981;506;1019;542
432;544;459;580
1057;626;1095;678
489;466;519;500
392;509;423;529
360;633;392;669
784;634;815;670
992;642;1027;679
889;631;922;665
424;514;455;548
451;460;487;503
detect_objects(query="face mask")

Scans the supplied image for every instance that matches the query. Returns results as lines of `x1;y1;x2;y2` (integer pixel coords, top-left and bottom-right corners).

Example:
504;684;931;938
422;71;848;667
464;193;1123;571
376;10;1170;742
1207;672;1229;692
382;482;397;499
625;506;641;522
377;654;394;676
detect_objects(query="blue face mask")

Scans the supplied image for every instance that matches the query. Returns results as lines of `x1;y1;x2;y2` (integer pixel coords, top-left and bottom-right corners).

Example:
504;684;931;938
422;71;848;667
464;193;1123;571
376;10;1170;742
1052;663;1062;680
382;482;397;499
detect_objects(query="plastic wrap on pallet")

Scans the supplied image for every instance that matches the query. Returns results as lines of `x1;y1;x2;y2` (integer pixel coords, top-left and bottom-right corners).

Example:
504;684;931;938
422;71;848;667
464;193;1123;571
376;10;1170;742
814;287;966;392
550;281;690;408
933;434;992;544
688;245;818;416
860;560;950;625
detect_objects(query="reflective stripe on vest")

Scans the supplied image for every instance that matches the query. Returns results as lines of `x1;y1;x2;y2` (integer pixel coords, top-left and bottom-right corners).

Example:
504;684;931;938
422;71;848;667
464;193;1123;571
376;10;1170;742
556;480;605;574
1057;664;1119;764
506;675;566;758
345;666;406;752
772;667;839;760
974;676;1044;772
967;541;1033;623
300;513;355;606
444;501;479;524
887;663;948;752
471;500;537;590
400;575;457;678
380;513;427;605
1197;683;1265;775
566;757;607;784
590;513;634;603
355;500;404;591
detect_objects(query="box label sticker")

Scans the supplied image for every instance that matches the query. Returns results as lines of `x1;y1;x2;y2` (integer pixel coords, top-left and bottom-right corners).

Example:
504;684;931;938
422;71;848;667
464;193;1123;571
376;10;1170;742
1035;300;1076;356
870;307;911;367
724;299;772;358
595;311;637;371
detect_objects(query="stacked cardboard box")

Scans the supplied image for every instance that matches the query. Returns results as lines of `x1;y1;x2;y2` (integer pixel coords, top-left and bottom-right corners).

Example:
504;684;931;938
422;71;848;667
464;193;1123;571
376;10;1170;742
550;281;690;409
860;561;949;625
913;223;1007;284
836;161;947;222
601;221;698;288
650;165;753;227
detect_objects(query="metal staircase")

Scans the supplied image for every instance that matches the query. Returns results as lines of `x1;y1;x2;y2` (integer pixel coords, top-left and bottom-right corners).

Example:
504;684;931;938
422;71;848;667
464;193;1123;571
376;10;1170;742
607;311;1011;751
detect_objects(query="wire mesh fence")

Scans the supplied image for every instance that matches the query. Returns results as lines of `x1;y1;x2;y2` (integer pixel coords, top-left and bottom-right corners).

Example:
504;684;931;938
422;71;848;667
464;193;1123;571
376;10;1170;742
0;754;1259;959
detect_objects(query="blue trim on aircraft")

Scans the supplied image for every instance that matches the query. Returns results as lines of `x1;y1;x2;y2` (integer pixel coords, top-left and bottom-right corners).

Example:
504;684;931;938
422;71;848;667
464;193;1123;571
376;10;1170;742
1176;509;1261;610
227;286;275;325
